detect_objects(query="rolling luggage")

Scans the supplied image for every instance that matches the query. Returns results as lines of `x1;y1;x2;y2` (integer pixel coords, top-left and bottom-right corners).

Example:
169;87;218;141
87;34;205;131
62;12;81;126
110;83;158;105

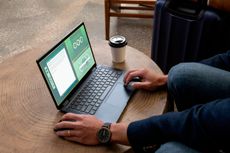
151;0;230;73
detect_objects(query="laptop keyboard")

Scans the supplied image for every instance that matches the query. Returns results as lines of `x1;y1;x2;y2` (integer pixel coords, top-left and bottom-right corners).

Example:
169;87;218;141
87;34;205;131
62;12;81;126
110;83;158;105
69;66;122;115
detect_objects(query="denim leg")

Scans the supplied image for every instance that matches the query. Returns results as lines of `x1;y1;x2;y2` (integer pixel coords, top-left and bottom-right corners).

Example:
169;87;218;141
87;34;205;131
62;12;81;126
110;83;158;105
167;63;230;111
155;141;201;153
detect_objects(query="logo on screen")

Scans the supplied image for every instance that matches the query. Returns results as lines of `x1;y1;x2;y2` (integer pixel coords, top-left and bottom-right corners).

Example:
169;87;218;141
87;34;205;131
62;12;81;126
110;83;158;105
73;36;83;50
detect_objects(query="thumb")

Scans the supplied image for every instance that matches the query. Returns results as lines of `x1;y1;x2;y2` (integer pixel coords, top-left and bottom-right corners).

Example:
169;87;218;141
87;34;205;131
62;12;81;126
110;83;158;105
132;82;150;90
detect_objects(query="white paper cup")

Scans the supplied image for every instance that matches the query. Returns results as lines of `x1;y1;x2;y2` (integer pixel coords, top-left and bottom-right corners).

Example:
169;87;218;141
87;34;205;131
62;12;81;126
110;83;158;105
109;35;127;63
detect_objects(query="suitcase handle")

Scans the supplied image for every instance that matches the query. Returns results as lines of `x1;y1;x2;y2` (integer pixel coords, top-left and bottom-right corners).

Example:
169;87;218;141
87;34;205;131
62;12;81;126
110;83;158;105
165;0;207;20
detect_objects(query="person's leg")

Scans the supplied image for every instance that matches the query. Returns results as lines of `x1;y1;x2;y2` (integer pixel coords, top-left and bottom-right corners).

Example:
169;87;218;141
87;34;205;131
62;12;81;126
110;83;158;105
155;141;201;153
167;63;230;111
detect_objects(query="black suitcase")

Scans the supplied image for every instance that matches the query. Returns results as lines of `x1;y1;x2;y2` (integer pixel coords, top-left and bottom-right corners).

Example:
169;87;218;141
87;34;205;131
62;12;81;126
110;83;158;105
151;0;230;73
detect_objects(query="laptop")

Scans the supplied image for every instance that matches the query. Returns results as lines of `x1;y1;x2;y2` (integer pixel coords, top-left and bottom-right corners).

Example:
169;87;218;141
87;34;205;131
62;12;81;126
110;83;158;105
36;22;134;123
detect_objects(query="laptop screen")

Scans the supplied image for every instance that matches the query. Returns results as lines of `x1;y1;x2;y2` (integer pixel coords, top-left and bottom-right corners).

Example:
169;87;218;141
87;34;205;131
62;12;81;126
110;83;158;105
37;23;96;106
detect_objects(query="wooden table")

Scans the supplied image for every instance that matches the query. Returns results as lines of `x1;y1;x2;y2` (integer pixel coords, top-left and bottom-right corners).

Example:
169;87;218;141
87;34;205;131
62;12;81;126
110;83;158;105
0;40;167;153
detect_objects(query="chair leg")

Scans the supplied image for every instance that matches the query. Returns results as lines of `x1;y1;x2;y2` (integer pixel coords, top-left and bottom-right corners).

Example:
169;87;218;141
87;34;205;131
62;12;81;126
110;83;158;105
105;0;110;40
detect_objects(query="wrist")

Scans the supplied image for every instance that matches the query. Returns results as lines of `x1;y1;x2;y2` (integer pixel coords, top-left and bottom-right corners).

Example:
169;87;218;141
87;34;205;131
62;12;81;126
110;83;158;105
157;74;168;86
110;123;129;145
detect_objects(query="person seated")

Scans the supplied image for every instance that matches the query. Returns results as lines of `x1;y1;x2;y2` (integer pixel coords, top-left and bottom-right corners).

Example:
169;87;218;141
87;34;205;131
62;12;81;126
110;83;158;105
54;50;230;153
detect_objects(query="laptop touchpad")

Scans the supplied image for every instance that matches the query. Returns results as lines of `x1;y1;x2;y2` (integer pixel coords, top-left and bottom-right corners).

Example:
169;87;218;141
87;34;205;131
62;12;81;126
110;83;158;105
106;83;131;107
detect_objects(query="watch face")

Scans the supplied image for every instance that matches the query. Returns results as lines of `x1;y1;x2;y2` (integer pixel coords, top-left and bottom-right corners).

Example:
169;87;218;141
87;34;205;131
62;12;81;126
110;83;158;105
97;127;111;144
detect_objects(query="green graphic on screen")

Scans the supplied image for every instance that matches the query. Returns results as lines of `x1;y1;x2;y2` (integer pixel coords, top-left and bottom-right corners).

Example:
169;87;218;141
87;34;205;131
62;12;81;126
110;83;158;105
39;24;95;105
64;25;95;80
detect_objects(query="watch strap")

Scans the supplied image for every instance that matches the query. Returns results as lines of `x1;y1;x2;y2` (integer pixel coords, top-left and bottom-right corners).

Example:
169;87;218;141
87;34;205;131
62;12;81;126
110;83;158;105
103;122;112;144
103;122;111;129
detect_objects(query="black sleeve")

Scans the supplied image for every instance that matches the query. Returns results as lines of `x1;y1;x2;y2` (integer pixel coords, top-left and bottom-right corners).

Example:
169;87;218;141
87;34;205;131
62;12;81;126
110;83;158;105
200;50;230;71
127;98;230;153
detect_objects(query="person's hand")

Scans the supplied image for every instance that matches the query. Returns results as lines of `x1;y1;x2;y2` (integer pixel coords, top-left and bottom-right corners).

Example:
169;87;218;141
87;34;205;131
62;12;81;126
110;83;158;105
54;113;103;145
124;68;168;91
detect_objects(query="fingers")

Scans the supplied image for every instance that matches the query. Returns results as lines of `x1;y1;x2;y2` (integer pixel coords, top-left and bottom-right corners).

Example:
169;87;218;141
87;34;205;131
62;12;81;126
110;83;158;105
125;71;143;84
55;129;82;137
61;113;83;121
55;129;83;143
124;69;144;84
54;120;77;130
55;129;72;137
54;114;101;145
64;136;81;142
132;82;151;90
123;69;137;83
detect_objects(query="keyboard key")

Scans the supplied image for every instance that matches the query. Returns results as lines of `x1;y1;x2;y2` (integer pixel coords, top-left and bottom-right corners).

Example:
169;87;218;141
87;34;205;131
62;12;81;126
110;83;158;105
90;109;96;115
97;100;103;104
91;102;96;106
100;86;112;100
81;105;87;112
86;105;93;113
77;105;82;110
69;66;122;114
93;106;98;110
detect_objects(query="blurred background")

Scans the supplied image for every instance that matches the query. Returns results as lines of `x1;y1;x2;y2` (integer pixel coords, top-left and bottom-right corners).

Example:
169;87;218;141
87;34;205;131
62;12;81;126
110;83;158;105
0;0;153;62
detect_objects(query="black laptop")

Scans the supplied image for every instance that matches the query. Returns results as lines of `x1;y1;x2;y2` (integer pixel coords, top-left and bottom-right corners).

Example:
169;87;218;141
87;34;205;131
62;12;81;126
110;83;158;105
36;22;134;122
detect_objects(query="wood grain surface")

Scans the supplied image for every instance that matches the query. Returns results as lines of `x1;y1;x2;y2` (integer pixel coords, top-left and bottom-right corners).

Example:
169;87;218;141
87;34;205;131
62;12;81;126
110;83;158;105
0;40;167;153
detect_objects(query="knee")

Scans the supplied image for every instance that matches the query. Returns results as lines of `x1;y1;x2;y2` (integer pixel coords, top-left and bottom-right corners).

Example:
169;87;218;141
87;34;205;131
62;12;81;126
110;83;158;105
167;63;185;94
167;63;199;95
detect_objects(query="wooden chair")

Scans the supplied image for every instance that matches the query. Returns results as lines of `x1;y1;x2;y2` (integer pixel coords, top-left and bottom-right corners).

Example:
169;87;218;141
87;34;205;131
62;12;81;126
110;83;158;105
104;0;156;40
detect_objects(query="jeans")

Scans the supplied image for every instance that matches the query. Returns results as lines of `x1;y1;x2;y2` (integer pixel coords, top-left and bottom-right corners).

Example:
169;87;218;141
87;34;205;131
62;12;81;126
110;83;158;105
156;141;201;153
168;63;230;111
155;63;230;153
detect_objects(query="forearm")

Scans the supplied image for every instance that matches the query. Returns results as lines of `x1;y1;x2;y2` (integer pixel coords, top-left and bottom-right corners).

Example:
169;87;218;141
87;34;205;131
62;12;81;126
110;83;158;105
110;122;130;145
127;98;230;152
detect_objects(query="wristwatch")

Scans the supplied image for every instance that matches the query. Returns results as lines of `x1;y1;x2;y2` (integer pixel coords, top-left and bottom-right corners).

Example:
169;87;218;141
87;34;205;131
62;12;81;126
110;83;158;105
97;122;112;144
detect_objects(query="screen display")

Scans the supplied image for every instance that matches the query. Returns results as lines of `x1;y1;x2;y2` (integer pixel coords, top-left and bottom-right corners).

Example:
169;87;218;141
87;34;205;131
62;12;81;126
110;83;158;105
38;24;95;105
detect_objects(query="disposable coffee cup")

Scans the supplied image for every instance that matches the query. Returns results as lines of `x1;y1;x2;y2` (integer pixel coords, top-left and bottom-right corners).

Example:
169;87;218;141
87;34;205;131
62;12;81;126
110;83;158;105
109;35;127;63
